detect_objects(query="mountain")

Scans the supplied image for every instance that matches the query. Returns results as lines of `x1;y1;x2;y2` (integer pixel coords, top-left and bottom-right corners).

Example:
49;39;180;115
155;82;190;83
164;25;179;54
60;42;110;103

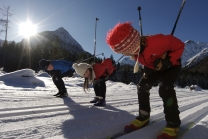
120;57;136;66
186;56;208;74
181;40;208;68
21;27;86;54
120;40;208;72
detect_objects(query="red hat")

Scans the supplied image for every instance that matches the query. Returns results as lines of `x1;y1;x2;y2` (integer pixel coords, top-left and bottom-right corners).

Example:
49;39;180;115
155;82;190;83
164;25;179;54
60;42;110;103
106;22;140;54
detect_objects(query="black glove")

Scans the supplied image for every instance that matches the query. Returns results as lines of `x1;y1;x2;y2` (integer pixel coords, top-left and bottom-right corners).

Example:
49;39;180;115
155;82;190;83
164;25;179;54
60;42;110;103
153;58;172;71
143;66;154;76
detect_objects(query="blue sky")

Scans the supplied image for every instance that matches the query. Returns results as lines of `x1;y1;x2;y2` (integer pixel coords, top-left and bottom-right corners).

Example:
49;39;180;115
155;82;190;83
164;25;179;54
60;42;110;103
0;0;208;61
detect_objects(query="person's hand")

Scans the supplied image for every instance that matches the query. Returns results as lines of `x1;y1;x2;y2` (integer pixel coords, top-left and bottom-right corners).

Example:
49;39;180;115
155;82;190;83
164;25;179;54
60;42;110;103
143;66;154;76
153;58;172;71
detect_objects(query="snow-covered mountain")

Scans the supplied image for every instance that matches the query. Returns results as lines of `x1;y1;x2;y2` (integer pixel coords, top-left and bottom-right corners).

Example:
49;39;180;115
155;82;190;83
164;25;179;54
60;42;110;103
120;57;136;66
120;40;208;69
181;40;208;68
21;27;85;53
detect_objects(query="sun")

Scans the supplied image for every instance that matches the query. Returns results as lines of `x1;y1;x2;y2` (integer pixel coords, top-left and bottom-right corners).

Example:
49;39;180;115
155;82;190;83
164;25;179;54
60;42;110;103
18;20;37;38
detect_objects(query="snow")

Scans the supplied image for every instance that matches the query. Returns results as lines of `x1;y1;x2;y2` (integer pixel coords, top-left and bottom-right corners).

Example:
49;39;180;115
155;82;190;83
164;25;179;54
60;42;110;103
0;69;208;139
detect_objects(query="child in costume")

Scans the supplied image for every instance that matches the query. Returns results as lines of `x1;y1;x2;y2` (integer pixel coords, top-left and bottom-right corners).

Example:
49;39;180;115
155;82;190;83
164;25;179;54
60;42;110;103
38;59;75;97
106;22;184;139
72;58;115;107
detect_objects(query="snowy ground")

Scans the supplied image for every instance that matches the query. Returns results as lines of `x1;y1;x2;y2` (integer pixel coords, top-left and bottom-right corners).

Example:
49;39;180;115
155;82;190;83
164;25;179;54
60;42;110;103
0;69;208;139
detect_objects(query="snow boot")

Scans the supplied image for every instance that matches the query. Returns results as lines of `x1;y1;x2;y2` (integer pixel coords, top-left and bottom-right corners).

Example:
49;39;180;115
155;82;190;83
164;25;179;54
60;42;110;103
90;97;99;103
124;112;150;133
94;99;106;107
157;127;179;139
57;89;68;97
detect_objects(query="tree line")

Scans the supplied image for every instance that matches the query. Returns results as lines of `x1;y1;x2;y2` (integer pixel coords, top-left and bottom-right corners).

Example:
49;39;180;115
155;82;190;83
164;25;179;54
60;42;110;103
0;40;100;72
0;40;208;89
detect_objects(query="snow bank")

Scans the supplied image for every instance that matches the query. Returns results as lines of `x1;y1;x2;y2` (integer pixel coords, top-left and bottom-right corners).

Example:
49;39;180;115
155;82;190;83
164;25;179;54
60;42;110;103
190;85;202;91
0;69;45;87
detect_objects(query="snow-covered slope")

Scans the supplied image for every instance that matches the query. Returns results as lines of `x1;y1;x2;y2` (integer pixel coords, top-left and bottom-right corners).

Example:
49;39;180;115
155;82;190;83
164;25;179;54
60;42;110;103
0;69;208;139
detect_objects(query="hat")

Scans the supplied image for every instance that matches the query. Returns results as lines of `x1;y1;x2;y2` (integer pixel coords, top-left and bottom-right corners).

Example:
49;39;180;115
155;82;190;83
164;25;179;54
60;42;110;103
106;22;141;73
38;59;51;71
72;63;96;81
106;22;140;55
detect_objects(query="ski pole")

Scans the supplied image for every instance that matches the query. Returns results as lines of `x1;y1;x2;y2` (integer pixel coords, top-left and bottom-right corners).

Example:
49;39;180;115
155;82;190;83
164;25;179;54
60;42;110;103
137;6;143;36
75;53;104;63
93;17;99;62
171;0;186;35
108;6;143;69
112;54;125;67
160;0;186;64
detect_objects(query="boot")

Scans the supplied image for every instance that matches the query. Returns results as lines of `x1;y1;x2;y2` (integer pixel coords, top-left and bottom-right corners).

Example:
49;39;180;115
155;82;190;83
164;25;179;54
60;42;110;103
94;99;106;107
90;97;99;103
157;127;179;139
53;92;61;96
124;111;150;133
57;89;68;97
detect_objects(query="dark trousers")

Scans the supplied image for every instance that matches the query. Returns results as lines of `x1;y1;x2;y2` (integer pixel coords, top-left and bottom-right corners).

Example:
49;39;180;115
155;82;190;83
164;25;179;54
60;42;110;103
52;70;74;91
137;65;181;127
93;80;106;99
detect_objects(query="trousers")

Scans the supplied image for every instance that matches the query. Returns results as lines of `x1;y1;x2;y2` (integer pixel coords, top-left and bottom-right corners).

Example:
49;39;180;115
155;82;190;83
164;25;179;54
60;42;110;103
137;65;181;127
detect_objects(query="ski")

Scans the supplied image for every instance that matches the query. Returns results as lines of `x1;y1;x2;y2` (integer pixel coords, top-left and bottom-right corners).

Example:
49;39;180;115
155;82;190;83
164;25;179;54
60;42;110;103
156;122;194;139
177;122;194;138
106;116;164;139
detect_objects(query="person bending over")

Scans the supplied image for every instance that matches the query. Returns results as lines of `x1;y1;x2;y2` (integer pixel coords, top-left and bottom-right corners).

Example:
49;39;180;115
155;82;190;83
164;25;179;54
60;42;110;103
39;59;75;97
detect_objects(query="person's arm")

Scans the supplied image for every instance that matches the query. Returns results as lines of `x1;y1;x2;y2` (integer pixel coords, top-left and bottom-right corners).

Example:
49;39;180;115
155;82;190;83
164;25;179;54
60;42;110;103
166;35;185;65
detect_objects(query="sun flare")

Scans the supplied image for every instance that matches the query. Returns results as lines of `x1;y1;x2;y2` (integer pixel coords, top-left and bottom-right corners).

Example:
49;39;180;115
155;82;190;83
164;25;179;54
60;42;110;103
18;21;37;38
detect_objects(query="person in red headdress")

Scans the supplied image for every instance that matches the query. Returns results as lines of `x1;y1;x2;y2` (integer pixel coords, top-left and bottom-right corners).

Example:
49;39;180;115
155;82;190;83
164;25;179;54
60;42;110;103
106;22;184;139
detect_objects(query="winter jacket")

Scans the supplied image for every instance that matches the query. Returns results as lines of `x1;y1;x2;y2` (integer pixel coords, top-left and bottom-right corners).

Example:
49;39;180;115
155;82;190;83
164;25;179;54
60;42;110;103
51;60;75;74
93;58;115;80
134;34;184;69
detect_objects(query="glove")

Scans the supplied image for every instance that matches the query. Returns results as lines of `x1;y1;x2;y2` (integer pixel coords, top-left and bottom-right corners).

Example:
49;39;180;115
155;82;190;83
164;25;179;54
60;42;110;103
153;58;172;71
143;66;154;76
